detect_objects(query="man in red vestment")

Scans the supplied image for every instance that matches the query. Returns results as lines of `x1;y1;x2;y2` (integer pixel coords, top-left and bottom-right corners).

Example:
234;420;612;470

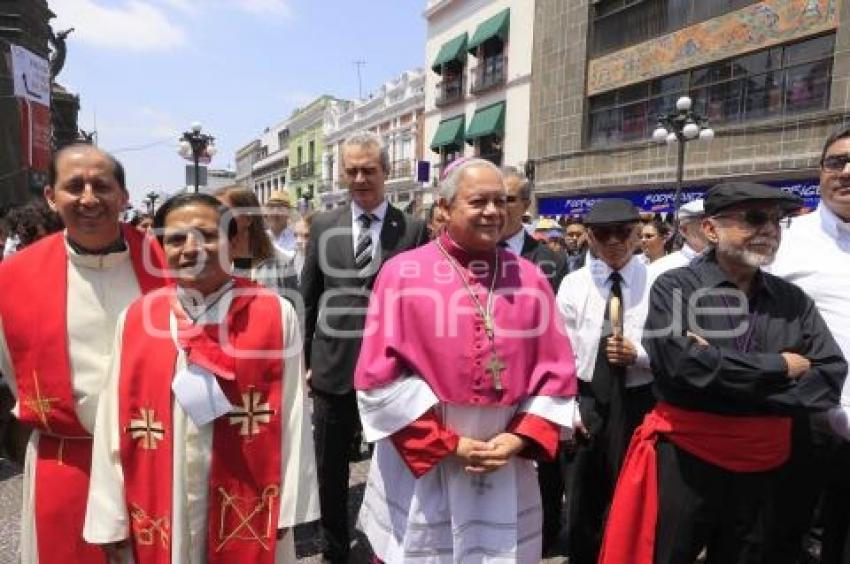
0;144;167;564
83;193;318;563
354;158;577;563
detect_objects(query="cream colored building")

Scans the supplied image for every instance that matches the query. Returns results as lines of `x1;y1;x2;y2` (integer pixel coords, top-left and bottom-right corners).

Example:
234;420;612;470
324;69;426;210
423;0;534;179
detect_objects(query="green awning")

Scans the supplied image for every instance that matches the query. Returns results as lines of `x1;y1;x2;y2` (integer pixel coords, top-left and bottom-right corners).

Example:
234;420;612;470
430;115;465;151
468;8;510;53
431;33;468;74
465;102;505;143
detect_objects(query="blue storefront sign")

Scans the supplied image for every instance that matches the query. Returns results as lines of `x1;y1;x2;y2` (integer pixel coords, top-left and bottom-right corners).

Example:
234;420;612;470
537;179;820;217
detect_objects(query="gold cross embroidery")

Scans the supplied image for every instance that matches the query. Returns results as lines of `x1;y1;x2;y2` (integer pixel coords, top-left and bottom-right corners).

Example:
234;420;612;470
228;389;274;437
127;408;165;450
23;370;57;432
486;354;505;391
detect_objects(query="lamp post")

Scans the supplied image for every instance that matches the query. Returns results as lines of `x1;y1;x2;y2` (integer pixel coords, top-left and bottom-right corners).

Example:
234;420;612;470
144;191;160;215
177;122;217;193
651;96;715;234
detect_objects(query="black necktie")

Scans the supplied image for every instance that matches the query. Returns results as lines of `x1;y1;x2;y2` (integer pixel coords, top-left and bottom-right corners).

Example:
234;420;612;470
354;213;375;273
590;271;624;405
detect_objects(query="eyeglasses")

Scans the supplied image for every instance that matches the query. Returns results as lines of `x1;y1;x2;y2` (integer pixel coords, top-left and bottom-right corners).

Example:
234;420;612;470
589;224;634;242
344;167;380;178
822;154;850;172
713;209;791;228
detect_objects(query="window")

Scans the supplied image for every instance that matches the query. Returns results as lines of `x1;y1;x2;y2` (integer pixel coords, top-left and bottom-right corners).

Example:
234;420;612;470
476;135;503;166
591;0;760;56
297;146;303;165
308;140;315;163
586;34;835;147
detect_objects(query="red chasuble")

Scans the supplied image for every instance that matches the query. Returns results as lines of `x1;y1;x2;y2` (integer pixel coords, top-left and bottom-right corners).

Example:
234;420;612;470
598;402;791;564
118;279;284;564
0;225;166;564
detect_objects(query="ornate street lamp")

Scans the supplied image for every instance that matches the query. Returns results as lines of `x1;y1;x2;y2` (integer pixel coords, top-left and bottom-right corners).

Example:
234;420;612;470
177;122;217;193
651;96;715;233
144;191;160;215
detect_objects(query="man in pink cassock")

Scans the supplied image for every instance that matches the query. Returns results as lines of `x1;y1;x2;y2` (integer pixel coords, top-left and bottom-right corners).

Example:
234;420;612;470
353;158;578;563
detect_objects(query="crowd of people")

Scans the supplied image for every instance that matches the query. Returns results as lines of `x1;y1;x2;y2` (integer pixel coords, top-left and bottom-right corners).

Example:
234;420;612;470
0;125;848;564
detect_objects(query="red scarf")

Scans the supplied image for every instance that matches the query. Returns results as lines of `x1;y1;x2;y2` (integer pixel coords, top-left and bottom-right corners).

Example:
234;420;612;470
598;402;791;564
118;279;284;564
0;225;166;564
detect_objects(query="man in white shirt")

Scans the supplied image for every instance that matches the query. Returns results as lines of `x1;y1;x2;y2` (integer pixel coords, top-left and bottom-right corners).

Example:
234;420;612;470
265;191;296;256
556;199;655;564
769;127;850;564
648;198;707;282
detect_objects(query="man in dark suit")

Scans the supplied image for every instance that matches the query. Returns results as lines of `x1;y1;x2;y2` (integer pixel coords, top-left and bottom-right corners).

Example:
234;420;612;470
300;131;427;563
500;168;569;555
500;168;569;291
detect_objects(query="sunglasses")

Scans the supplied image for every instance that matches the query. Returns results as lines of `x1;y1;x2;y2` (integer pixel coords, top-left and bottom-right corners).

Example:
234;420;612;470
589;224;635;241
822;154;850;172
713;209;791;228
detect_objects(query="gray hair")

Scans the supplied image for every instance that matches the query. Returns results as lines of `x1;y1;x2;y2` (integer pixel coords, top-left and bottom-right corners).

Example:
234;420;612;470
501;166;531;200
342;130;391;173
438;158;504;203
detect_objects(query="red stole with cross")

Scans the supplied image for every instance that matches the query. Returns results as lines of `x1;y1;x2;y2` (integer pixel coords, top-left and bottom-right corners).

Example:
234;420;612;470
0;224;166;564
118;278;284;564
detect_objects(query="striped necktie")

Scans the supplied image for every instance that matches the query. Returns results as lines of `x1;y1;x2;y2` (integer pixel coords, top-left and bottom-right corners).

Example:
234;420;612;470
355;213;376;273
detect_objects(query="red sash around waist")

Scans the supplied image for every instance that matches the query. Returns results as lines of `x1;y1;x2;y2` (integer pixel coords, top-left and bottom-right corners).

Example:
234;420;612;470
598;402;792;564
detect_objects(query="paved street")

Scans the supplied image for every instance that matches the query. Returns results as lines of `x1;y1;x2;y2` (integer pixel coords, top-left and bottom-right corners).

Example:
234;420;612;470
0;450;567;563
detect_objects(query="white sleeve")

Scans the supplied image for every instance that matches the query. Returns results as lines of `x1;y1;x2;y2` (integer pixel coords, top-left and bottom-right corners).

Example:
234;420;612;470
83;310;130;544
357;376;440;442
277;298;321;529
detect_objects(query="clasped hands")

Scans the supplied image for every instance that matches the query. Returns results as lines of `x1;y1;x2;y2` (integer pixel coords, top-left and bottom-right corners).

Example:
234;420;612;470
453;432;527;475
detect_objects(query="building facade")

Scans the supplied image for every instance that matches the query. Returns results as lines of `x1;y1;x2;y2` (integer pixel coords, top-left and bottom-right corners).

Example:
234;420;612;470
323;69;426;210
252;122;290;204
424;0;535;179
529;0;850;216
288;95;349;211
235;138;260;189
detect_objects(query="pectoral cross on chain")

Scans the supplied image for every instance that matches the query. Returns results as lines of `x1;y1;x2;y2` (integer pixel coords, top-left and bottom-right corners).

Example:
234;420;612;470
486;354;505;392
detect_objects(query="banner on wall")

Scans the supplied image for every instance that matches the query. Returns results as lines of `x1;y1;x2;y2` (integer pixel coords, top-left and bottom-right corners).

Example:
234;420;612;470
537;179;820;217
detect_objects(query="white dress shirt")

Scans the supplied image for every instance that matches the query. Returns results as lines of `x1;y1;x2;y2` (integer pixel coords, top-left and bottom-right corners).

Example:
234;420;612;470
270;227;297;256
647;243;701;285
771;204;850;439
351;200;388;260
502;228;526;256
556;254;654;389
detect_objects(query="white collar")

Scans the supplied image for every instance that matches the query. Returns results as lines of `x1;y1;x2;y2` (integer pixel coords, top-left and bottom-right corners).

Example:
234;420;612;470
503;228;526;255
589;254;642;288
176;279;235;323
819;203;850;239
351;200;389;223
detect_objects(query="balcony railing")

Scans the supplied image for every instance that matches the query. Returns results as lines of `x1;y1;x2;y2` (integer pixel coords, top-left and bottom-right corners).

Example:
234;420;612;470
435;76;464;107
389;160;413;180
471;54;507;94
289;162;315;181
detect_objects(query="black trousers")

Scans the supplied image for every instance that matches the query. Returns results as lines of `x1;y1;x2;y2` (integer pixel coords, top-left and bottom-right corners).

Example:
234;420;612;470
654;439;776;564
764;412;842;564
821;442;850;564
567;383;655;564
538;446;568;551
312;390;361;562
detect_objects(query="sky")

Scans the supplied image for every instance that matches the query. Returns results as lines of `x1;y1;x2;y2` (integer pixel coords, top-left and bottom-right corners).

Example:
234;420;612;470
50;0;427;207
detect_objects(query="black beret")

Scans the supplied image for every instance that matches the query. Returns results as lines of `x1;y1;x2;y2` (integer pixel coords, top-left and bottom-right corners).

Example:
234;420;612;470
704;182;802;216
584;199;641;226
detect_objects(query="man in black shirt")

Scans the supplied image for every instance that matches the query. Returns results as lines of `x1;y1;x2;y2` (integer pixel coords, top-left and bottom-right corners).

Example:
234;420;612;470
598;182;847;564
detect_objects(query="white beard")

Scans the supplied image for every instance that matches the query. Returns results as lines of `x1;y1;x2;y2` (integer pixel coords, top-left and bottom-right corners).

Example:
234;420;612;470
717;238;778;268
